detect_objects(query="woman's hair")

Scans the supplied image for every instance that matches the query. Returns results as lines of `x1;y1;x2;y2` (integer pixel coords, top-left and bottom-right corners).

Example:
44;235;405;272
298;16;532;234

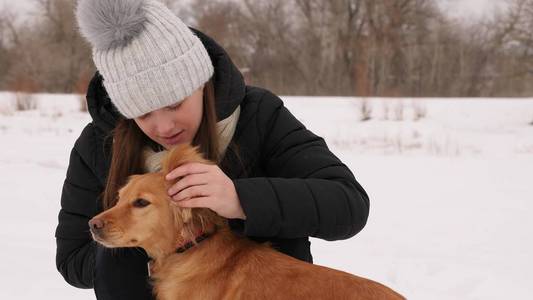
101;78;234;210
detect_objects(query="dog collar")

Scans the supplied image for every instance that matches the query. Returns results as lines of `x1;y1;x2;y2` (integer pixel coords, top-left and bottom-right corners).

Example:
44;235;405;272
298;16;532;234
147;227;217;277
175;231;213;253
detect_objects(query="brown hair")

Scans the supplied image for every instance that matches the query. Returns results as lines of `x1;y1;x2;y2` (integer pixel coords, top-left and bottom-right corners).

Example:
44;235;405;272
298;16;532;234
101;78;227;210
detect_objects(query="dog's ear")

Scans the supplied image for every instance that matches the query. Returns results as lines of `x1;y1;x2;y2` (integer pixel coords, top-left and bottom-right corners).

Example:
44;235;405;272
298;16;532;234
161;143;210;176
171;205;224;244
162;144;225;243
171;204;193;227
170;205;195;244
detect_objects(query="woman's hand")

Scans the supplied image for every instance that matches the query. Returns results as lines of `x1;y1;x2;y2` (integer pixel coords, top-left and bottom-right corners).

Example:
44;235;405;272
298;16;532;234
165;162;246;220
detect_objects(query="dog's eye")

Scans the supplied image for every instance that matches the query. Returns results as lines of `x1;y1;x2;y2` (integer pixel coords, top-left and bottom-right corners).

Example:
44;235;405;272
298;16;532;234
132;198;151;208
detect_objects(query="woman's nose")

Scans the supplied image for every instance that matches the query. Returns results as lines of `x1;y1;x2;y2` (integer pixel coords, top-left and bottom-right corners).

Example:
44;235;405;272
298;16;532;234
156;121;177;136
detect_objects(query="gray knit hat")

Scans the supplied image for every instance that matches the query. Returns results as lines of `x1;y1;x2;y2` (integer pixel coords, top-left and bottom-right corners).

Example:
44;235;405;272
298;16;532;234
76;0;214;119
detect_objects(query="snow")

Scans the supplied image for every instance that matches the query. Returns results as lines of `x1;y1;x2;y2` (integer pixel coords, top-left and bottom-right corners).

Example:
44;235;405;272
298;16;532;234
0;92;532;299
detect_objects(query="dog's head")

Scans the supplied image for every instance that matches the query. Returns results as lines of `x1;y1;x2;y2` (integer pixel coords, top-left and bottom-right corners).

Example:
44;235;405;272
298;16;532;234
88;144;224;255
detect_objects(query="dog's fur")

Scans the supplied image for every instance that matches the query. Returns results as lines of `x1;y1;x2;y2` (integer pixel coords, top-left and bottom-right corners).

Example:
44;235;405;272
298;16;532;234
89;144;405;300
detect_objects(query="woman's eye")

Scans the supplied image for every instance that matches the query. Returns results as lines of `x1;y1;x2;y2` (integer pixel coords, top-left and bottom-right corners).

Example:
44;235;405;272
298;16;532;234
169;103;181;110
132;198;151;208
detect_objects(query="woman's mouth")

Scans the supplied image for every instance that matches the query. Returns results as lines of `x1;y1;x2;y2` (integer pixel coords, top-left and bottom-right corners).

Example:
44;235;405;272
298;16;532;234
162;130;184;145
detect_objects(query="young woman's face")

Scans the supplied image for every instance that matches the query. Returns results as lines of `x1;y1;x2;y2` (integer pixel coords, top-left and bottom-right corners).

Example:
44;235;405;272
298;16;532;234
134;85;204;150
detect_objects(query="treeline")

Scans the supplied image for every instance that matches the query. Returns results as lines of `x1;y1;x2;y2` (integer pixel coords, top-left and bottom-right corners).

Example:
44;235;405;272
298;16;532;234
1;0;532;97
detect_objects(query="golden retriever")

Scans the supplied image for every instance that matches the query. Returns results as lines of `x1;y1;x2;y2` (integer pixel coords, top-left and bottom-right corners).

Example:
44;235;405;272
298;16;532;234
88;144;405;300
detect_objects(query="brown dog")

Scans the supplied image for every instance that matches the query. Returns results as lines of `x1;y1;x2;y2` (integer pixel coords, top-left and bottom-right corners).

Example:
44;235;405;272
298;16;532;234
89;144;405;300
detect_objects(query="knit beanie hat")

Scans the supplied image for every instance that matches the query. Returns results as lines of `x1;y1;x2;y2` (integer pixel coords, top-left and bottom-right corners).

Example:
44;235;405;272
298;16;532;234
75;0;214;119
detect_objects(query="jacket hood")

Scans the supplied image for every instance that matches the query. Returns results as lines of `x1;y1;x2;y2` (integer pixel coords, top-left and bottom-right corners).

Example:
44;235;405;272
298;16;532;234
86;27;246;133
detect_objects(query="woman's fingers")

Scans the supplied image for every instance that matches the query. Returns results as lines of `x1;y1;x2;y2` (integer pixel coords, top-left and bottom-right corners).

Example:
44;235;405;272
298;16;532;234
165;162;211;180
168;173;209;196
171;185;209;202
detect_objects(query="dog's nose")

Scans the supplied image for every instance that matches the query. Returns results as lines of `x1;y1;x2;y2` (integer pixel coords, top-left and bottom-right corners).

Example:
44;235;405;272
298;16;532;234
89;218;104;231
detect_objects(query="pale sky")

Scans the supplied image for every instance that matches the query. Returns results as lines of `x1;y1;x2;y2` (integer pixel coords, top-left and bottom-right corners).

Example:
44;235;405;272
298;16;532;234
439;0;507;20
0;0;34;14
0;0;506;20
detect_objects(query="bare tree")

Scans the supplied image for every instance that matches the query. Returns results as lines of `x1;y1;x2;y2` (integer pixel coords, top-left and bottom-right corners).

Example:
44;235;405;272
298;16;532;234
1;0;93;93
1;0;532;97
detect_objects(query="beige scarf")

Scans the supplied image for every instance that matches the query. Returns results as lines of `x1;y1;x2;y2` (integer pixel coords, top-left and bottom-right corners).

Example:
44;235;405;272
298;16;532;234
142;106;241;173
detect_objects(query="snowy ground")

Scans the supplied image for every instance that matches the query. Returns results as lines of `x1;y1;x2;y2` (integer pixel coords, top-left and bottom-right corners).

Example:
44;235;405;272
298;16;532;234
0;92;532;299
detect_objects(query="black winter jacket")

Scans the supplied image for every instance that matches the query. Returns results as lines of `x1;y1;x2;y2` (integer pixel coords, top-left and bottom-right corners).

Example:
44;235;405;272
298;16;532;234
55;28;370;300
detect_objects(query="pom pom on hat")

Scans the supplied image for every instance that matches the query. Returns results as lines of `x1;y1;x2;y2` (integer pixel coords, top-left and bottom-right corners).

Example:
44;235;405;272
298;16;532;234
76;0;147;50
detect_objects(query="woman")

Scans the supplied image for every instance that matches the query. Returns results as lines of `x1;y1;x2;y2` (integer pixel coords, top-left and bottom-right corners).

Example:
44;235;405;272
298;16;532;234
55;0;370;299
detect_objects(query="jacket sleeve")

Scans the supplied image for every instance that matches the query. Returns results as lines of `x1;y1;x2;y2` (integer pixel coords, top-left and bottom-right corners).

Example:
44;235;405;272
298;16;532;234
55;143;99;288
233;91;370;241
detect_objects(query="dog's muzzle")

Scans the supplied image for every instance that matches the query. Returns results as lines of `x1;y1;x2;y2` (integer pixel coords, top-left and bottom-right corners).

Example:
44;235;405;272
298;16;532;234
88;218;105;238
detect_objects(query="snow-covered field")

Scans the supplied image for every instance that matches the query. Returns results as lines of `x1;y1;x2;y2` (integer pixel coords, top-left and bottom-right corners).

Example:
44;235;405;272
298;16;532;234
0;92;532;299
